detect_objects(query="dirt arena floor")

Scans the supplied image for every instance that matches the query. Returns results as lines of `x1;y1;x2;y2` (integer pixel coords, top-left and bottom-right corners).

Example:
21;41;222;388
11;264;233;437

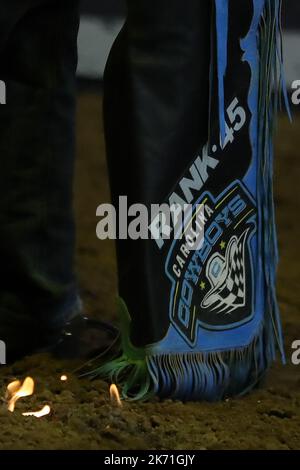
0;92;299;450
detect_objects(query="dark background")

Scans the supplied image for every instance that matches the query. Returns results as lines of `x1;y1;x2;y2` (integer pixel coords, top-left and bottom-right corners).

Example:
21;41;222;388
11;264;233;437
81;0;126;17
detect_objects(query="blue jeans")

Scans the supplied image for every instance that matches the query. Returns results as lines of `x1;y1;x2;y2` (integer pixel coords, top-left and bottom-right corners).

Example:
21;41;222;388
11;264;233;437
0;0;80;353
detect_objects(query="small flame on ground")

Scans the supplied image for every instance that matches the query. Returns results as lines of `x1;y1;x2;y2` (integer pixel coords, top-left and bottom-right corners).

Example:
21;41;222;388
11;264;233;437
22;405;51;418
110;384;122;407
60;375;68;382
7;377;34;413
6;380;21;399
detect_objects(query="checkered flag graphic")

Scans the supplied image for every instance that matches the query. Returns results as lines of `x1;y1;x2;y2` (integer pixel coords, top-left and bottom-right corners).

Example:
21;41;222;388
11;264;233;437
201;230;249;315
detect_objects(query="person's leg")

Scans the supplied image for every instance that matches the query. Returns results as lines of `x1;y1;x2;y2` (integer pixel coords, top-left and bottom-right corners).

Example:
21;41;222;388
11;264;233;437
103;0;211;347
100;0;285;402
0;0;81;358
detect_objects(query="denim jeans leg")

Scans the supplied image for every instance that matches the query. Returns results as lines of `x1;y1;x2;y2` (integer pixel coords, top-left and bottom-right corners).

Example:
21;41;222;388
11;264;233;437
0;0;81;354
